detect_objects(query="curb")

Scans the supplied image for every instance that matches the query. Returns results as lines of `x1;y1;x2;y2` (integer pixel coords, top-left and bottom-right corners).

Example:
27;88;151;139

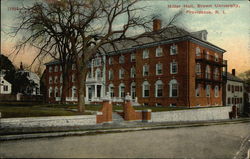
1;119;250;141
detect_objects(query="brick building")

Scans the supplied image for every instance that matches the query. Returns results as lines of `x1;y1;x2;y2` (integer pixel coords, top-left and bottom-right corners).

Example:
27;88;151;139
44;19;227;107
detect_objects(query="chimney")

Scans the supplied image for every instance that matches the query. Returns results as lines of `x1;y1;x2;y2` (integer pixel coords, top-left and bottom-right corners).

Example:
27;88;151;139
153;19;161;31
232;69;235;76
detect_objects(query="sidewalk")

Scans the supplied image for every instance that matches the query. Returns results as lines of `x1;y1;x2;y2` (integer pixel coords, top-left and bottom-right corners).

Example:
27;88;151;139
1;118;250;141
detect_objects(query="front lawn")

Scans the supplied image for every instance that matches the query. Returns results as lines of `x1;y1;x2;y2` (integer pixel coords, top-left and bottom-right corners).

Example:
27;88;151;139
0;106;91;118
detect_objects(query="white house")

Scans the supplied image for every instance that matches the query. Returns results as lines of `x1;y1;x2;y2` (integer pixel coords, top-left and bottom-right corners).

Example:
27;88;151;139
224;69;244;113
18;70;41;95
0;72;12;94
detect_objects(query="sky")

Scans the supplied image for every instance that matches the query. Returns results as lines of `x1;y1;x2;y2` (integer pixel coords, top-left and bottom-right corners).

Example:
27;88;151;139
1;0;250;74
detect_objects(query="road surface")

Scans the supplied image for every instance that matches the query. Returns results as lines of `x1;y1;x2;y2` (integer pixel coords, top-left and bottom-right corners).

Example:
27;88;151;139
0;122;250;158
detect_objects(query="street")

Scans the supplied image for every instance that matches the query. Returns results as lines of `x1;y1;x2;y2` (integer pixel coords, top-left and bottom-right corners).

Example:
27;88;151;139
0;122;250;158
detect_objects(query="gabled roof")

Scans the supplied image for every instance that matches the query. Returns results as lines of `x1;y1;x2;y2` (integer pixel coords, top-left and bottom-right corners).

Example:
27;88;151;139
226;72;244;83
44;26;226;65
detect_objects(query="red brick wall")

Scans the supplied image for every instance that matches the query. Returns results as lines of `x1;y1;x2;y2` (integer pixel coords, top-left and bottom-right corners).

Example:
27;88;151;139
96;100;113;123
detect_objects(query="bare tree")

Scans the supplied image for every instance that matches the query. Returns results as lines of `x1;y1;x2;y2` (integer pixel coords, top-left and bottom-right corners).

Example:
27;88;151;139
12;0;182;112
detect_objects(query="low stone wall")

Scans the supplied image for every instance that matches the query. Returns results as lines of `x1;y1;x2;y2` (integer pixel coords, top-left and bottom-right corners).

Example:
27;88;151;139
0;115;96;128
152;106;232;122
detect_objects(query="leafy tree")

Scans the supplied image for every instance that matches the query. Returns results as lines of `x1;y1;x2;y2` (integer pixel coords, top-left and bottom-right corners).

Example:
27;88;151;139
239;70;250;85
12;0;182;112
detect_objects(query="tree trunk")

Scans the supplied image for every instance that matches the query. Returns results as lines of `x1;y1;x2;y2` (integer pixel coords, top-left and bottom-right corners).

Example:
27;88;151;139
76;59;87;113
61;65;69;104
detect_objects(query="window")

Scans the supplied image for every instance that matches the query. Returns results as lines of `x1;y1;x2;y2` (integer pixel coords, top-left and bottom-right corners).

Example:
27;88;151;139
214;68;219;80
109;70;114;80
72;86;77;98
119;83;125;98
119;55;125;64
143;64;149;76
54;87;59;97
169;79;178;97
72;64;76;70
232;85;234;93
72;74;76;82
94;58;102;67
228;84;231;91
206;51;209;60
196;63;201;75
119;68;125;79
131;67;136;78
205;65;211;79
206;85;210;97
3;85;8;91
196;47;201;56
131;53;136;62
155;80;163;97
54;76;58;83
228;97;231;105
143;49;149;59
49;87;53;98
215;53;219;62
170;44;178;55
214;85;219;97
131;82;136;99
49;66;52;73
54;66;58;72
60;66;62;71
60;74;63;83
109;84;114;97
49;76;52;84
240;86;242;92
196;84;201;97
109;57;113;65
142;81;150;97
170;62;178;74
60;86;62;96
95;68;102;79
156;63;163;75
156;47;163;57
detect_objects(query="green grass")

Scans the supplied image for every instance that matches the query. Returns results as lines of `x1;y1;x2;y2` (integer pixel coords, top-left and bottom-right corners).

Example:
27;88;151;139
0;106;91;118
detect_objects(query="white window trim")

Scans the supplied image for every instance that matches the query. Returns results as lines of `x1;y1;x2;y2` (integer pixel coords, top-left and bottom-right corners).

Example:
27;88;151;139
131;53;136;62
142;81;150;97
214;85;219;97
170;62;178;74
196;63;201;75
155;80;163;97
119;68;124;79
131;82;136;99
108;83;114;97
109;57;113;65
119;83;125;98
206;85;210;97
143;64;149;76
109;70;113;80
170;44;178;55
156;63;163;75
196;47;201;56
119;55;125;64
131;67;136;78
196;84;200;97
143;49;149;59
156;47;163;57
169;79;178;97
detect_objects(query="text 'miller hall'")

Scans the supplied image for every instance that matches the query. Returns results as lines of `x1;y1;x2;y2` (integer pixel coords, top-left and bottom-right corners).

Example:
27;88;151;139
45;19;227;107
